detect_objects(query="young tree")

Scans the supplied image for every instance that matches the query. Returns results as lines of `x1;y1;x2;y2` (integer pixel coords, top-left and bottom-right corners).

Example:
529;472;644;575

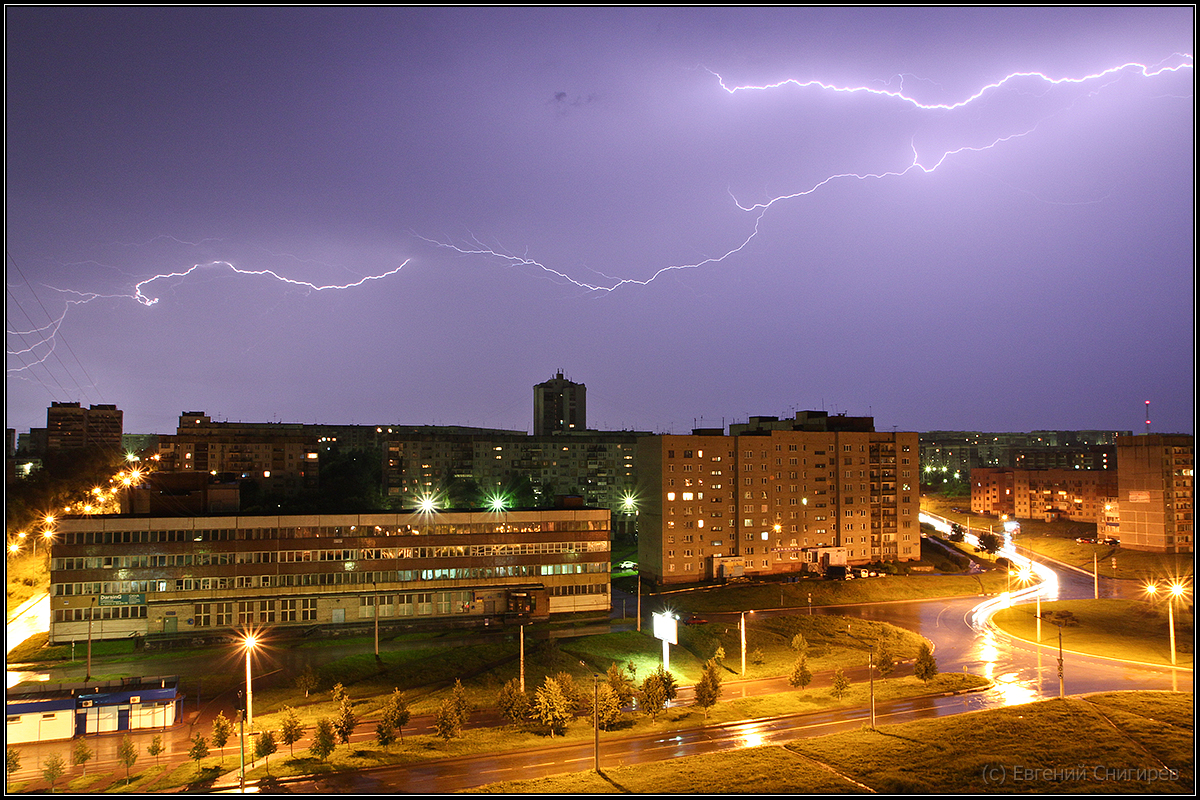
41;752;66;791
552;671;582;714
713;644;726;666
693;661;723;719
750;647;766;666
433;698;462;742
309;719;335;761
294;665;319;698
117;734;138;784
210;711;232;766
655;666;679;704
375;719;398;748
6;747;20;791
188;734;209;776
450;679;474;727
147;734;164;766
382;689;411;742
830;668;851;700
914;642;938;685
606;662;635;708
496;678;531;727
71;739;93;776
789;653;813;690
790;633;809;655
977;532;1001;554
639;667;677;721
333;693;357;747
876;642;896;678
533;677;572;737
279;707;304;757
330;682;348;705
254;731;277;775
587;684;623;731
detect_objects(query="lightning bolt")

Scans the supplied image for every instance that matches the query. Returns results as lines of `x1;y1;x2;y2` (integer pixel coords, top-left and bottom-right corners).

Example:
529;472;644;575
6;258;413;383
131;259;412;306
707;53;1194;108
426;53;1192;293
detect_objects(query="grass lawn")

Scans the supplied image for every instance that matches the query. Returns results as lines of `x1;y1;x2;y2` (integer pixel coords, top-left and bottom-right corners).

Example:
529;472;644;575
666;571;1009;619
472;691;1194;793
5;549;49;619
233;671;986;789
991;599;1194;667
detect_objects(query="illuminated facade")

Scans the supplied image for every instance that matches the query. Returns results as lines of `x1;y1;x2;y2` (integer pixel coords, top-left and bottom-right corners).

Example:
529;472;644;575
638;421;921;585
48;508;611;645
971;467;1118;526
1116;434;1194;553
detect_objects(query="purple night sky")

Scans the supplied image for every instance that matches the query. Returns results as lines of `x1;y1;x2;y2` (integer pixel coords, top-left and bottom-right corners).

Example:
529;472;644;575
5;8;1194;438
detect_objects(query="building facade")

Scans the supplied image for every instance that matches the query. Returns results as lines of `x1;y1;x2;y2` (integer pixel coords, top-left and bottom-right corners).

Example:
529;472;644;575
638;420;921;585
971;467;1118;526
48;508;611;645
920;430;1125;480
44;402;124;453
382;429;640;537
1116;434;1194;553
534;371;586;435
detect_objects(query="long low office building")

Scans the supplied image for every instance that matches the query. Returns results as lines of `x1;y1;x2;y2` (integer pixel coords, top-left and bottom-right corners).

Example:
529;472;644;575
48;508;611;645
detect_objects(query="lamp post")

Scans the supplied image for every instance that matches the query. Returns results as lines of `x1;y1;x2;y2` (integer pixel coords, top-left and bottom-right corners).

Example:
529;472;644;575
592;673;600;772
1057;624;1064;698
86;597;96;681
243;634;257;733
1016;565;1040;642
843;626;874;728
373;582;380;659
740;611;752;677
1145;581;1191;667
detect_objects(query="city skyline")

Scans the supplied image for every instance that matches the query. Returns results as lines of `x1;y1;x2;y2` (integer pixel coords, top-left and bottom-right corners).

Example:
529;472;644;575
6;8;1194;438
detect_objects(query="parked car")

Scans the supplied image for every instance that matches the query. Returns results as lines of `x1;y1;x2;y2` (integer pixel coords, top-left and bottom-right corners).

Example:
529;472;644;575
684;614;708;625
617;560;637;570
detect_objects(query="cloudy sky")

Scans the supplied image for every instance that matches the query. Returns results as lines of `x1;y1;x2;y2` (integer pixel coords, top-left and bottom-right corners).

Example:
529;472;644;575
6;7;1193;438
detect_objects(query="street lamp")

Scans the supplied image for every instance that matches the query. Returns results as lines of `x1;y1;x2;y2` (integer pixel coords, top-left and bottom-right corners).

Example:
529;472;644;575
1145;581;1191;667
243;634;258;732
841;625;875;728
1015;565;1041;642
592;672;601;772
740;610;757;677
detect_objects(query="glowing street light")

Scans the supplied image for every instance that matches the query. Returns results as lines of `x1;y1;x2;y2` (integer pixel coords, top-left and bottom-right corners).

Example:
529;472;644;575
1145;581;1192;666
740;610;754;677
243;634;258;732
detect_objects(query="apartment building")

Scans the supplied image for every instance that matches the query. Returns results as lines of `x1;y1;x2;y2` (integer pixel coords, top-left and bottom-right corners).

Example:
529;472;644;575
534;371;586;435
971;467;1118;526
638;418;920;585
48;507;611;645
44;402;124;453
1116;434;1194;553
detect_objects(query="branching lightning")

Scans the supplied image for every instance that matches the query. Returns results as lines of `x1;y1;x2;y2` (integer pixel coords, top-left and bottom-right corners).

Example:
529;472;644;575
130;259;412;306
7;52;1193;391
707;53;1194;108
423;53;1193;293
6;258;412;387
